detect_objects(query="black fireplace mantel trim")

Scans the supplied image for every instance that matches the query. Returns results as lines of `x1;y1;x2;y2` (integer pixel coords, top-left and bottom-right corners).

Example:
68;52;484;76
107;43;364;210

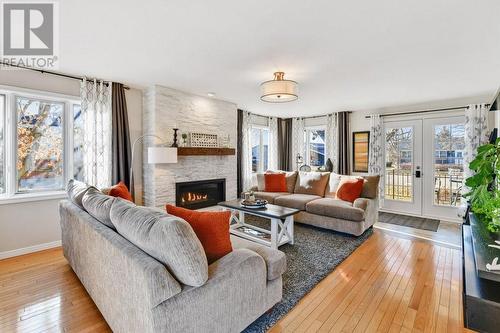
175;178;226;209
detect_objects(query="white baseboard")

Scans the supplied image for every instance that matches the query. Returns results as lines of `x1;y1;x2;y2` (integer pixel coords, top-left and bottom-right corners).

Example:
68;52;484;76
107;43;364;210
0;240;62;260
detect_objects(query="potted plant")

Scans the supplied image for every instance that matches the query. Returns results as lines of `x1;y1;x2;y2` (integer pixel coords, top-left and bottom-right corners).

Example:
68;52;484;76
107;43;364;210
464;138;500;233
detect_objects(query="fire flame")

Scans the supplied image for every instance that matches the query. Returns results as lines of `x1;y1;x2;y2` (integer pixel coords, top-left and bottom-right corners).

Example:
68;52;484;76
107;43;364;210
181;192;208;204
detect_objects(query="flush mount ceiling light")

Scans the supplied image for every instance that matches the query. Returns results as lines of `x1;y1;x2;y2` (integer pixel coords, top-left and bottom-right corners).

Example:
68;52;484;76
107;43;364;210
260;72;298;103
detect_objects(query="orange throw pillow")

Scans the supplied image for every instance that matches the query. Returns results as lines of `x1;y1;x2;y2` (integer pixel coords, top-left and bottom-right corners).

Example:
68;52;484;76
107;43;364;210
264;173;287;192
166;205;232;264
336;178;364;203
108;181;133;202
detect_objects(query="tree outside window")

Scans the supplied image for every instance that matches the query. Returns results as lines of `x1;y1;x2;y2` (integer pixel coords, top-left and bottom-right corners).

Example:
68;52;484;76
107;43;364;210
16;97;64;192
0;89;82;198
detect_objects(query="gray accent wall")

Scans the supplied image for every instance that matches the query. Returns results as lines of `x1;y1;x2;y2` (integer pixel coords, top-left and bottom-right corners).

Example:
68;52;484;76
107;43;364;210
143;85;238;207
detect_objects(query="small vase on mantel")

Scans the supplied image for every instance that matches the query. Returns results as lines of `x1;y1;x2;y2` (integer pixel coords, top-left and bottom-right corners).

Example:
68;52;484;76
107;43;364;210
181;133;188;147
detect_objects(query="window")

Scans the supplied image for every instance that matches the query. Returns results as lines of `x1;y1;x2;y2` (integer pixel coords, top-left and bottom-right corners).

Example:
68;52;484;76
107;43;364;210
251;126;269;172
0;95;4;194
0;87;81;199
16;97;65;192
304;127;326;167
73;104;84;181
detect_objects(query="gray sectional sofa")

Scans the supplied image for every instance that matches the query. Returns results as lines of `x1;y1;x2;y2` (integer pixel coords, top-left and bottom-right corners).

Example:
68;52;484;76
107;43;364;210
251;171;380;236
60;180;286;333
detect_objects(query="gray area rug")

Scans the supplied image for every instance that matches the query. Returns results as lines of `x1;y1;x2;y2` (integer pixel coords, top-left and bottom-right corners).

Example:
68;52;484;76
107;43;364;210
242;216;372;333
378;212;440;232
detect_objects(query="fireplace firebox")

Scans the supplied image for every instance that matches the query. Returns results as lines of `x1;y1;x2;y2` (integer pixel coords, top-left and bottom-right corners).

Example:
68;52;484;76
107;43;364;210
175;178;226;210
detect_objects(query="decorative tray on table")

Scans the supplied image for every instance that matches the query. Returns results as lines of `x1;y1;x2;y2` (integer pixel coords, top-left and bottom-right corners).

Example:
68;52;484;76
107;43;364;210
240;199;268;208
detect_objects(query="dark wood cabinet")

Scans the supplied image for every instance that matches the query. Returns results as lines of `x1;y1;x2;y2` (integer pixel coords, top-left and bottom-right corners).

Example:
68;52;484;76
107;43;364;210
462;223;500;332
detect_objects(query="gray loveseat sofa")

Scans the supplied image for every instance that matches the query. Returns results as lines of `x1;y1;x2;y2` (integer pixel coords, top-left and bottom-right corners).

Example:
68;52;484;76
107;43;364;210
60;181;286;333
251;171;380;236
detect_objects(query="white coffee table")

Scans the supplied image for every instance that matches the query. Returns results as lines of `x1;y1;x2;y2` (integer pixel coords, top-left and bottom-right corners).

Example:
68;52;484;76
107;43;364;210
218;199;299;249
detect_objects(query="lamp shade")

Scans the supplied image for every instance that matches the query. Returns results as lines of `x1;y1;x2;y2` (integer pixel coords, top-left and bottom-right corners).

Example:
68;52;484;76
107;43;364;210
260;72;298;103
148;147;177;164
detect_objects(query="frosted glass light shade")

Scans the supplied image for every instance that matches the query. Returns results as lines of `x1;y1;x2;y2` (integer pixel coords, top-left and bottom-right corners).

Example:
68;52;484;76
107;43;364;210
260;72;298;103
148;147;177;164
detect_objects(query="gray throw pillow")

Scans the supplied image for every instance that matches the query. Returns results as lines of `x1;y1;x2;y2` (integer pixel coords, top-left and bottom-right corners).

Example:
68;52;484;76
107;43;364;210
67;179;96;209
82;187;119;229
110;199;208;287
361;175;380;199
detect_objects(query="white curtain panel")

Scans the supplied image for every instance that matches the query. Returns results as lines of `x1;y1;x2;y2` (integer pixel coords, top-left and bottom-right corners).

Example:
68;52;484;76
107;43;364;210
291;117;305;171
368;114;384;204
325;113;338;172
80;79;112;188
464;103;489;183
268;117;279;170
241;111;254;191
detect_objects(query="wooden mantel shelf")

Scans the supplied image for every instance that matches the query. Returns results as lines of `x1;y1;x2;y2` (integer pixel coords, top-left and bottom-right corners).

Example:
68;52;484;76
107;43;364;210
177;147;235;156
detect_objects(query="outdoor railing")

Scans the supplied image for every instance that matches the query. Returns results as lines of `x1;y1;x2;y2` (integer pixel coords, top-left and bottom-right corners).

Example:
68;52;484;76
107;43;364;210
384;168;463;206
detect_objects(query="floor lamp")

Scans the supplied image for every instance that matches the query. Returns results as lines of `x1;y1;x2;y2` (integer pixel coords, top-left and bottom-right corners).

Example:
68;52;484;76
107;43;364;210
130;134;178;201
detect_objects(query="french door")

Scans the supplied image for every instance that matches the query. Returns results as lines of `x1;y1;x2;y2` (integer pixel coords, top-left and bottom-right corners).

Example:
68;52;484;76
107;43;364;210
382;116;465;221
382;120;422;215
422;116;465;220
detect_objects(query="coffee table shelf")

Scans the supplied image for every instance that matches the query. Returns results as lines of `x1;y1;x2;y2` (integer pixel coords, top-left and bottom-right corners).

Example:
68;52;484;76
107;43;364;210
218;199;299;249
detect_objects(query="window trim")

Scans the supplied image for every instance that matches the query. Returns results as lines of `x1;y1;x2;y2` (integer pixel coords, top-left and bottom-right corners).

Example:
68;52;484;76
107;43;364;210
0;94;5;196
0;85;80;203
251;125;270;173
304;125;326;168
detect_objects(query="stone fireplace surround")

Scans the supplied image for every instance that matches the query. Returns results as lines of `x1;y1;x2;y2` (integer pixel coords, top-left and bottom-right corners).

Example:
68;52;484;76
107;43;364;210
143;85;238;208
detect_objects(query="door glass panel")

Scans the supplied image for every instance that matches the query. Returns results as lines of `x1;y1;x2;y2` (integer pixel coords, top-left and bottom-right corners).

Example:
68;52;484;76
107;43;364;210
433;123;464;206
385;127;413;201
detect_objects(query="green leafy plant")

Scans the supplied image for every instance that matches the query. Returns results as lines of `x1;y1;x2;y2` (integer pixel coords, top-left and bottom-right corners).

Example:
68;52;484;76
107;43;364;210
464;138;500;232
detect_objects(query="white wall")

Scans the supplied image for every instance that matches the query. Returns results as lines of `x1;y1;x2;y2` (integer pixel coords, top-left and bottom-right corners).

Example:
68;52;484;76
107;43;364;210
0;70;143;256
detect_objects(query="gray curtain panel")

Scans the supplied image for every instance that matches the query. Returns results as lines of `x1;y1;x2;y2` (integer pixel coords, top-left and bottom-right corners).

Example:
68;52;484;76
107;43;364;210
237;109;243;197
277;118;293;171
111;83;132;192
337;111;351;174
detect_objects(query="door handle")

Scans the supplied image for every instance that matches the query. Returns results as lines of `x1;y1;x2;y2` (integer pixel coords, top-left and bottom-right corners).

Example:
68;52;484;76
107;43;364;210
415;170;422;178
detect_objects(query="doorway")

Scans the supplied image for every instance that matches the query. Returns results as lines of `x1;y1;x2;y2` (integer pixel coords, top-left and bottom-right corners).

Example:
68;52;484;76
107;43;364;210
382;115;465;222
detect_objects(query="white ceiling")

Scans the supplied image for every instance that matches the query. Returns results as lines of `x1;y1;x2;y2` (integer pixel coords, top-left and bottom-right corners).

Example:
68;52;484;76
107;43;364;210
59;0;500;117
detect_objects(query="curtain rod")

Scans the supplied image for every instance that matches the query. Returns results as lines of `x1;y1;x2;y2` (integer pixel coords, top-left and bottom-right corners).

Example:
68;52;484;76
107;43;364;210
295;111;352;120
0;61;129;90
363;105;491;119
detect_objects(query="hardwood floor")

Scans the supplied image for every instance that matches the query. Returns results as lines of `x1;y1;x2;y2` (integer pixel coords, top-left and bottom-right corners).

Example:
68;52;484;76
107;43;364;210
271;230;466;333
0;248;111;332
0;230;467;333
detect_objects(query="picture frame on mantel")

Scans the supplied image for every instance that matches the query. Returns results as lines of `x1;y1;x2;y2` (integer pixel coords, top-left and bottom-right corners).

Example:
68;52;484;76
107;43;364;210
352;131;370;173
